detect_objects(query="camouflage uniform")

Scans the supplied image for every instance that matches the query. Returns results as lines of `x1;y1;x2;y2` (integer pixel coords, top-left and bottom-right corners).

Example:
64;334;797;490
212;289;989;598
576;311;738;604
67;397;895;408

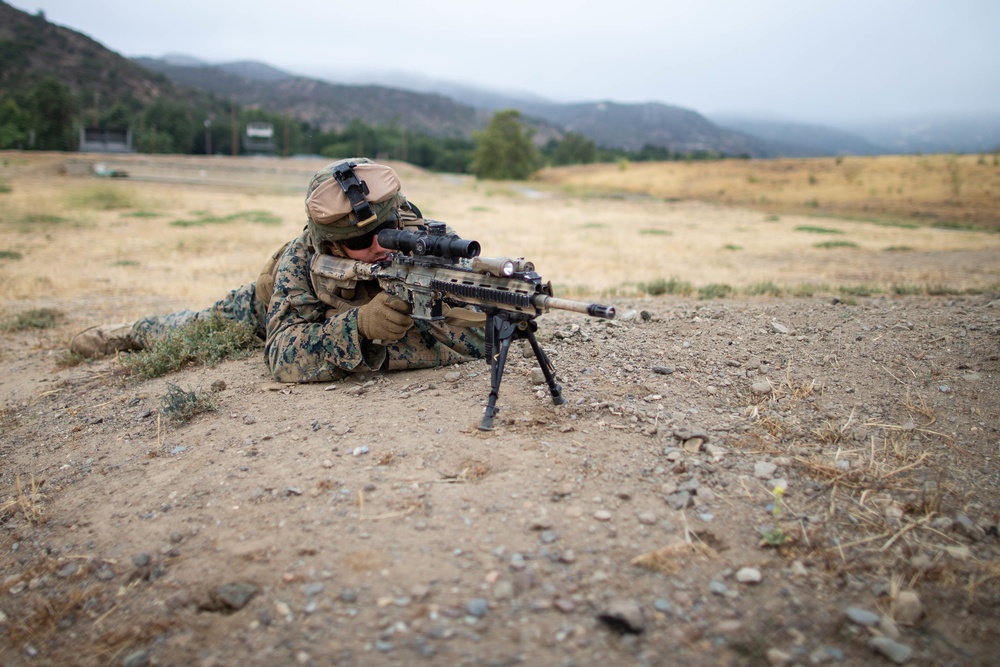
80;157;486;379
129;230;486;383
265;228;485;383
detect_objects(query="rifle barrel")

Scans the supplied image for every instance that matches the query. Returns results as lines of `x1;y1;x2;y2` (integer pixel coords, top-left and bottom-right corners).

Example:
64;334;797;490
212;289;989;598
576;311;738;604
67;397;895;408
532;295;616;319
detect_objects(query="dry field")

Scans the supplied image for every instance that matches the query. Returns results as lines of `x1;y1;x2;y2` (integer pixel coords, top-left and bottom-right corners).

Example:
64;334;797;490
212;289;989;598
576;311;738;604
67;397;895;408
1;152;998;328
1;152;999;666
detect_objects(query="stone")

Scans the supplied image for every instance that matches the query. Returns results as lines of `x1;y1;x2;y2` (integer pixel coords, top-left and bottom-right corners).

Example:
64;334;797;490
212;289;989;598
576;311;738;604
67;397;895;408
751;380;772;395
846;607;880;626
894;590;923;625
736;567;762;584
754;462;778;478
597;599;645;634
870;636;913;664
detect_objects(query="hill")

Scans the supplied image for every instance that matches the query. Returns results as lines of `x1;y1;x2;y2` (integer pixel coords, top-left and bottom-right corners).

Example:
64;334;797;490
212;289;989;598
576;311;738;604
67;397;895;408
132;57;489;139
0;2;178;110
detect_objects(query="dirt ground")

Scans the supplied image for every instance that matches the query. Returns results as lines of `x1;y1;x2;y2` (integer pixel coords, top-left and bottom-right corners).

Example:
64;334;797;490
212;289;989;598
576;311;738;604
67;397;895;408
2;290;999;666
2;152;1000;666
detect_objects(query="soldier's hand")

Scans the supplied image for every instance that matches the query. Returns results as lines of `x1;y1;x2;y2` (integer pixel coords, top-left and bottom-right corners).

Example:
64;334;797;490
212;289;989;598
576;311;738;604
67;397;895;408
356;291;413;342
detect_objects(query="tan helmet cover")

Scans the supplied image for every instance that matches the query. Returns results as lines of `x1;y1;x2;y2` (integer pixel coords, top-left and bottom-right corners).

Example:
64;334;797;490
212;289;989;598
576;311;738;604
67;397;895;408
305;158;403;247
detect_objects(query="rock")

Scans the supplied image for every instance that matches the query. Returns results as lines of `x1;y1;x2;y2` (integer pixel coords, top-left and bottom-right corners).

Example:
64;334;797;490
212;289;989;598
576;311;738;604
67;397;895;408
208;582;260;612
339;588;358;603
682;437;704;453
751;380;772;395
493;580;514;601
736;567;762;584
123;649;151;667
954;514;985;541
597;599;645;634
894;590;923;625
846;607;881;626
637;511;657;525
709;580;729;596
754;461;778;479
665;491;692;510
652;365;674;375
870;636;913;664
593;510;612;521
444;371;462;382
466;597;489;617
766;648;793;666
771;321;789;334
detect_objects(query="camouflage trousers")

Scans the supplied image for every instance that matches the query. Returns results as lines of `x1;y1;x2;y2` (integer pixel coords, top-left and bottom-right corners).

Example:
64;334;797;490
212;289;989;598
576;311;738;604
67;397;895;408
131;283;486;373
131;283;267;346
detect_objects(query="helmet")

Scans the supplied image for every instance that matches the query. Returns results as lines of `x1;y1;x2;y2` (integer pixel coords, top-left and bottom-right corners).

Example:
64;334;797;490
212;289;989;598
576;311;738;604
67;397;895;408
305;157;405;249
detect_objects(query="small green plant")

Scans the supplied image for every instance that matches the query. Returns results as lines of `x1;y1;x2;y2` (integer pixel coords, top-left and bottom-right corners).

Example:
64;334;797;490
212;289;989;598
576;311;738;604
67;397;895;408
121;313;259;379
839;284;880;297
744;281;782;297
68;185;138;210
0;177;11;193
160;383;219;424
723;243;742;251
469;206;491;212
170;210;281;227
639;228;672;236
121;210;163;218
764;214;780;221
883;245;914;252
578;222;606;230
698;283;733;300
642;277;693;297
759;487;788;547
814;240;858;249
21;213;68;225
1;308;64;332
0;250;23;260
795;225;844;234
892;283;923;296
112;260;141;267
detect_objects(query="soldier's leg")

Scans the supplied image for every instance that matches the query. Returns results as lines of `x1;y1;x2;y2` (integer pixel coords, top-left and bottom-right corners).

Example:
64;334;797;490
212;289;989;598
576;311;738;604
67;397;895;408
132;283;267;347
384;319;486;371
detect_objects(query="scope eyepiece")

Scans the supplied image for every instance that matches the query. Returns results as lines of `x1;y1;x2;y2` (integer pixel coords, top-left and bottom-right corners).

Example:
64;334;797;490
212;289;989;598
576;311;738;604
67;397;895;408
378;227;481;259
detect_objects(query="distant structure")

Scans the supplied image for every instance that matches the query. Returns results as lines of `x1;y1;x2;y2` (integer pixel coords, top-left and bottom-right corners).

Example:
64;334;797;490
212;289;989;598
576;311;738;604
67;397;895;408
243;122;276;155
79;126;134;153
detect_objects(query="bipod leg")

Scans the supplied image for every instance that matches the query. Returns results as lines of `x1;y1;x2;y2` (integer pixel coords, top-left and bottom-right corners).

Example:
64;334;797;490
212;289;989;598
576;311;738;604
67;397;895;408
478;315;517;431
522;324;566;406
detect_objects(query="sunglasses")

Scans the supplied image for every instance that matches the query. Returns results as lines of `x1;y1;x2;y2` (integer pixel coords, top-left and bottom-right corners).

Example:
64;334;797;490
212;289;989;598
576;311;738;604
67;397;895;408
340;214;399;251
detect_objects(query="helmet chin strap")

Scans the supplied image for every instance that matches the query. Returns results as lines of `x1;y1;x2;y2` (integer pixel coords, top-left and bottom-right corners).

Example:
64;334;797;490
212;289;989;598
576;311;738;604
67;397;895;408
332;162;377;227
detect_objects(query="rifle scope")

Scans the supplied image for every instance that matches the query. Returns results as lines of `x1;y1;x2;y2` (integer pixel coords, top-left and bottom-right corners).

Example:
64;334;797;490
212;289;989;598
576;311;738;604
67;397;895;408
378;224;481;259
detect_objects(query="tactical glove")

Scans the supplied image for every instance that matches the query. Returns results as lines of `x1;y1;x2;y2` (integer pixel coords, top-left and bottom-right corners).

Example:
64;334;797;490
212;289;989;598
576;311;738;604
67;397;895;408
356;291;413;343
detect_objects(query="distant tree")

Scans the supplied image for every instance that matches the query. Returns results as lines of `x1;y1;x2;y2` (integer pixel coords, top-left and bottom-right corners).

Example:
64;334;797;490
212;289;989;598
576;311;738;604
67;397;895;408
0;97;31;149
548;131;596;166
470;109;539;180
28;77;77;150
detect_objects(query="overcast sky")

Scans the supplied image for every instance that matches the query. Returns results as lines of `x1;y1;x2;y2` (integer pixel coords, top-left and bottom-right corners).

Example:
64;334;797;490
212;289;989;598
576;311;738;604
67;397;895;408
10;0;1000;124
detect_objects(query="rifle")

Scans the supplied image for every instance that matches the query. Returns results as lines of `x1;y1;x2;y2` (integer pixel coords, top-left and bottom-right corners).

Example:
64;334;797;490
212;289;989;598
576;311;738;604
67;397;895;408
312;222;616;430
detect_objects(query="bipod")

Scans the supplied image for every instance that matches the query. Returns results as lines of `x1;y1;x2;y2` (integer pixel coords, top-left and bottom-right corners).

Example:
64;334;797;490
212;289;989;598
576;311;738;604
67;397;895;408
478;313;565;431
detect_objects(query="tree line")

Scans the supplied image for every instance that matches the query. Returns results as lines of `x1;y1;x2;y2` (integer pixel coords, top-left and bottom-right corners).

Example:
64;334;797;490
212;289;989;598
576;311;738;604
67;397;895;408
0;79;733;179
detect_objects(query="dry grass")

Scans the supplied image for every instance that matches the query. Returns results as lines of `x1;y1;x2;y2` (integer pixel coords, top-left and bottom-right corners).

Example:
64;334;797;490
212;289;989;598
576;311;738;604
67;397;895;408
537;154;1000;231
1;151;998;322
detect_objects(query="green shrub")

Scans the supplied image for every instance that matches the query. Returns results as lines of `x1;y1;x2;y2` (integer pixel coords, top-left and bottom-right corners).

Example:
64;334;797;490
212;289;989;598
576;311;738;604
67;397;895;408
170;210;281;227
639;228;672;236
795;225;844;234
814;241;859;249
1;308;64;331
698;283;733;300
121;313;259;379
0;250;23;260
160;383;219;424
643;277;693;297
68;185;138;210
744;281;783;297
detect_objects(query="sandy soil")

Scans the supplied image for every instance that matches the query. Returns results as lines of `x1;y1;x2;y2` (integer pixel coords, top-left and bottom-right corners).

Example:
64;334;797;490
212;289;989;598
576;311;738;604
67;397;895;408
2;291;999;666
